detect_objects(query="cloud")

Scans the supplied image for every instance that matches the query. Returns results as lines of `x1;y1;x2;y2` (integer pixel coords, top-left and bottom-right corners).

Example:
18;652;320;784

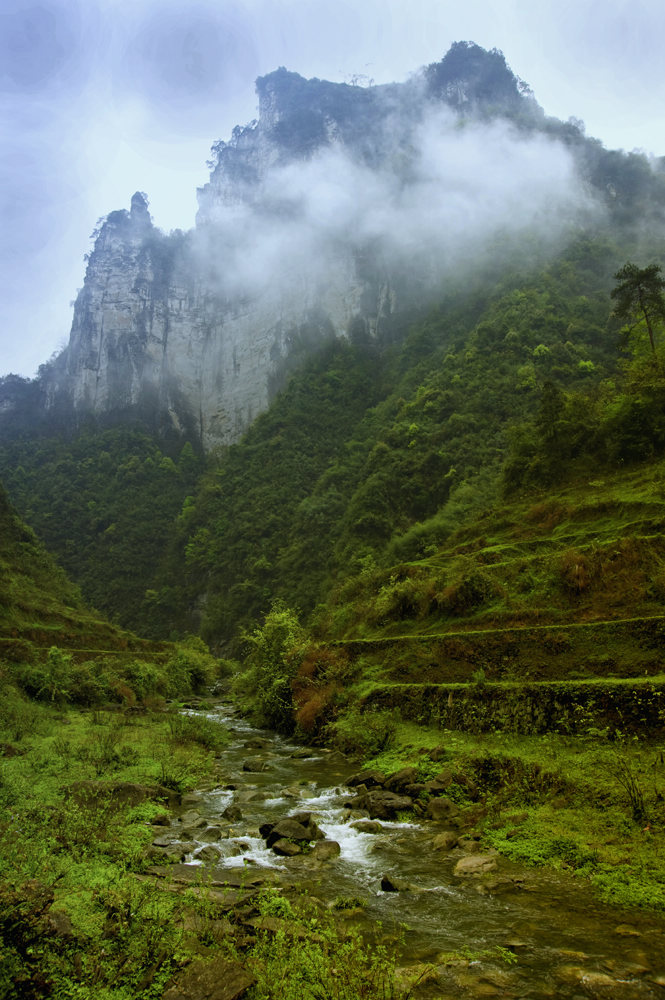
192;106;597;313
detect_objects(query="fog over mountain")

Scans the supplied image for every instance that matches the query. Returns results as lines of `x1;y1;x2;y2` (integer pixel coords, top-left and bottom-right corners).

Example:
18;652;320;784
3;44;633;448
194;106;593;306
2;0;664;377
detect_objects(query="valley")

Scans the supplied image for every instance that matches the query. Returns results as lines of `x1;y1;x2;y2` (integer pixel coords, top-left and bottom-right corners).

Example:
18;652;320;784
2;39;665;999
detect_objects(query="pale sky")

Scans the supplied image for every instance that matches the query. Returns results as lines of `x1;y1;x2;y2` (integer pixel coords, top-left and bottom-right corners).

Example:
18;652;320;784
1;0;664;377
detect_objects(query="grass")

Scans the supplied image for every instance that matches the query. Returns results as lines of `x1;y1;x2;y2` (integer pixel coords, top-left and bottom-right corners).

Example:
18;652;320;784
361;720;665;911
0;689;229;999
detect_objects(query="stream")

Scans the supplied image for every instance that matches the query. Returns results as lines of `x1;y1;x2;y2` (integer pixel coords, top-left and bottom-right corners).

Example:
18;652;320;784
154;702;665;999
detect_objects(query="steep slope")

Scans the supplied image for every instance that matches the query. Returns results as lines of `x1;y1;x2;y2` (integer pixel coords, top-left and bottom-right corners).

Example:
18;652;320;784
3;42;663;448
164;234;627;644
0;428;204;636
0;480;169;669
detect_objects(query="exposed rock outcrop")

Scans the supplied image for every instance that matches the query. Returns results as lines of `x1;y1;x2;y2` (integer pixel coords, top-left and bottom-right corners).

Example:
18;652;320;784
0;45;545;448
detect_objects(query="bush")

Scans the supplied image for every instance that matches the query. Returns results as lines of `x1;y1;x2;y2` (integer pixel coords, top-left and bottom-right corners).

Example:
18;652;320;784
164;637;218;696
438;567;498;614
167;712;229;753
234;602;305;733
327;707;397;757
122;659;167;701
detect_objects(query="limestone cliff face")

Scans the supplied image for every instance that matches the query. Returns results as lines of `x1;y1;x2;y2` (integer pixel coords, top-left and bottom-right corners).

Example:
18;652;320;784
4;45;538;448
53;192;303;446
41;73;411;448
51;187;395;448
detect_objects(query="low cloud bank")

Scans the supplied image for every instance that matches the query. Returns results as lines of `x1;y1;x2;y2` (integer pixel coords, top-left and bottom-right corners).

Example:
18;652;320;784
193;106;599;309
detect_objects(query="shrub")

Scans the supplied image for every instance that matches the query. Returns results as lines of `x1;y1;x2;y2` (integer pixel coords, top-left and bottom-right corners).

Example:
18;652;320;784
122;659;167;701
164;637;218;696
294;684;337;736
234;602;305;733
15;647;73;704
327;707;397;757
167;712;229;753
438;568;498;614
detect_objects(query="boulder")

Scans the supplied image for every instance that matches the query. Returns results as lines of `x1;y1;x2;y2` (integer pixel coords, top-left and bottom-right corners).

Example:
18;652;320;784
343;790;413;820
383;768;419;793
271;838;302;857
195;845;223;864
287;812;325;840
163;956;255;1000
431;830;458;851
148;842;187;861
453;855;497;876
152;834;181;847
202;826;224;841
380;875;421;892
242;758;270;772
426;797;460;822
309;840;341;861
179;810;206;827
346;769;387;788
265;819;312;849
423;771;453;794
403;782;427;798
350;820;383;834
223;805;243;822
457;835;483;854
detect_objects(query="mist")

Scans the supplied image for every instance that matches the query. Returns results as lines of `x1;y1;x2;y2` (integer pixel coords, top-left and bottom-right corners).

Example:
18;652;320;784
191;106;599;319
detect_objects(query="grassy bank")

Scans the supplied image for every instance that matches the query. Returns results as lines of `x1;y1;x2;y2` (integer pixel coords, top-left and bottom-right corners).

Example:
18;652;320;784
0;688;425;1000
0;690;229;999
361;720;665;912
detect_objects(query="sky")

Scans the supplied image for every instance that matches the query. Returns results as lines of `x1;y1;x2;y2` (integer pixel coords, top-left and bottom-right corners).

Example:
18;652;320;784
1;0;664;377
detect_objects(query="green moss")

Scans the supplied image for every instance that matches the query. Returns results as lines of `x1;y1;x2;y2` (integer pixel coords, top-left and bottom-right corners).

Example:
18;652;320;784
0;698;229;997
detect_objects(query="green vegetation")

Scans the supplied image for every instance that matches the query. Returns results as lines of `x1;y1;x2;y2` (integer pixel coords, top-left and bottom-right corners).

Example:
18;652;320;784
245;890;416;1000
364;722;665;911
611;260;665;364
0;685;225;999
233;602;305;733
4;150;665;994
0;428;204;637
165;234;627;649
0;679;420;998
6;47;665;995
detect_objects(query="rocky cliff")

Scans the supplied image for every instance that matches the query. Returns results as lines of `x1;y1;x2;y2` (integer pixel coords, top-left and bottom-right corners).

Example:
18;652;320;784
1;43;605;449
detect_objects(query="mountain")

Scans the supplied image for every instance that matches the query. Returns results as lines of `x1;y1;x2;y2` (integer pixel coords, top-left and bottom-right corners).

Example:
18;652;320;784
3;42;663;448
1;42;665;648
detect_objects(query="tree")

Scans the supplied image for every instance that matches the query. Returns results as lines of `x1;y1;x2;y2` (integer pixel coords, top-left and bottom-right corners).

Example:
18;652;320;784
236;602;305;733
611;262;665;364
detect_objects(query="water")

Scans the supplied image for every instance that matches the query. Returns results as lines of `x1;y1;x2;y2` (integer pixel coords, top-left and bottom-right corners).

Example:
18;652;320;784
165;703;665;998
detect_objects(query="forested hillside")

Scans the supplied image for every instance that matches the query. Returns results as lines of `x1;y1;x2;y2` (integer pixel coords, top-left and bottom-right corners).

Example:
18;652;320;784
4;226;665;660
0;429;204;636
2;44;665;708
148;230;665;645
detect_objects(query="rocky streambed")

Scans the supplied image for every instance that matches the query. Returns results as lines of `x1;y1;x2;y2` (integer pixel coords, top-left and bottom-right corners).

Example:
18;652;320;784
146;702;665;999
